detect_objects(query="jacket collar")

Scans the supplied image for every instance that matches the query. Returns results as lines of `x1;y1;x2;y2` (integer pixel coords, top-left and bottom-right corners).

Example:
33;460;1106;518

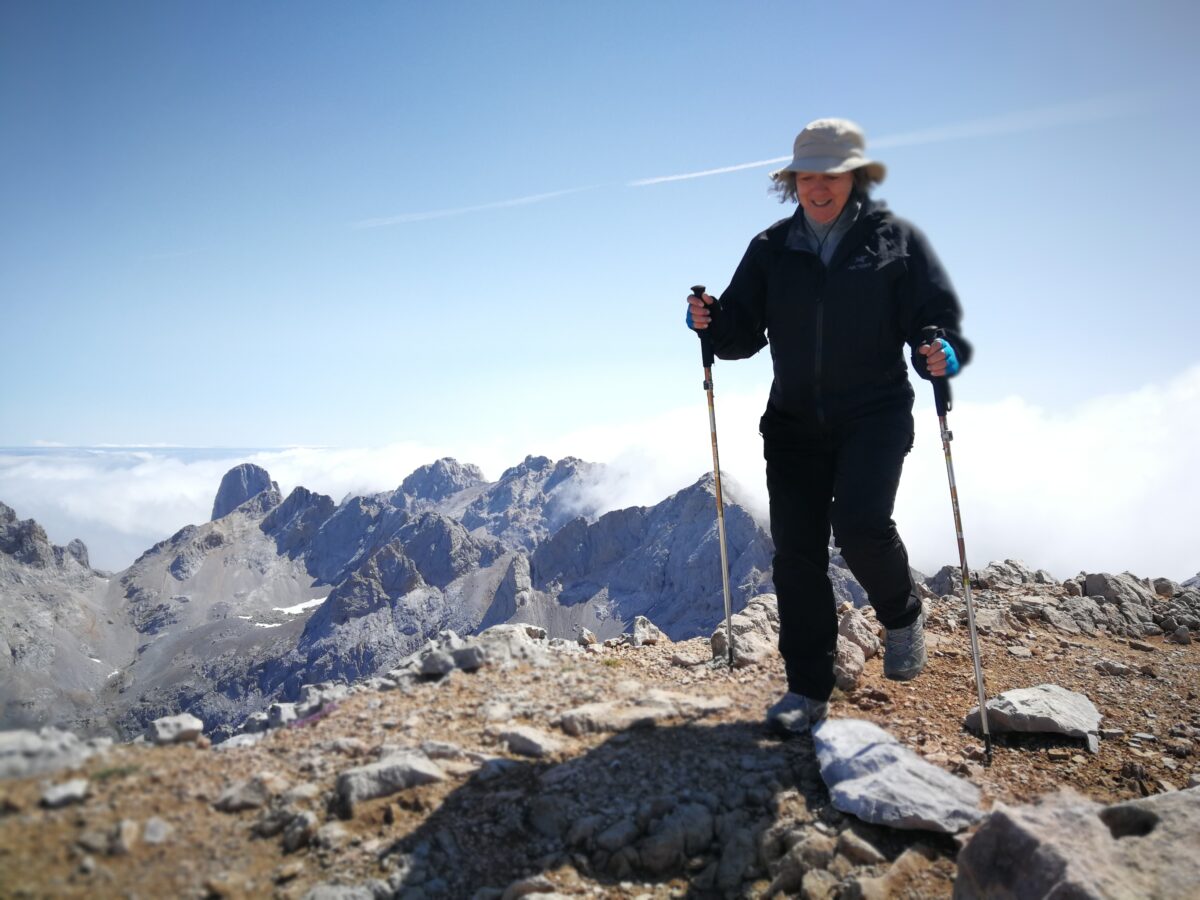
776;197;889;268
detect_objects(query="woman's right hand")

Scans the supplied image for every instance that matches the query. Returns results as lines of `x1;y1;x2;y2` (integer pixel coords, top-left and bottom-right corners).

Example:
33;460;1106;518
685;291;715;330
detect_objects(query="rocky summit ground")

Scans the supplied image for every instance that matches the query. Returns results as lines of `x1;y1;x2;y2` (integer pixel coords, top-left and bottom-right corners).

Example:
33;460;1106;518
1;567;1198;899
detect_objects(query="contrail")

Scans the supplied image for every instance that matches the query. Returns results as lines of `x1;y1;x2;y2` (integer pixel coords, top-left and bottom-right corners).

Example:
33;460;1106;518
352;186;599;228
628;92;1148;186
871;93;1147;149
628;157;790;187
354;93;1147;226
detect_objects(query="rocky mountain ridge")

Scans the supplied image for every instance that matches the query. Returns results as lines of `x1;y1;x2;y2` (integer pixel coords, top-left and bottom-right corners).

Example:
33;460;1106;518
0;456;778;742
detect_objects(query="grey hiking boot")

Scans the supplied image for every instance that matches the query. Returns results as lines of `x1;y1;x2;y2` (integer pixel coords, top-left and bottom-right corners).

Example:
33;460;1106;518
766;692;828;737
884;612;927;681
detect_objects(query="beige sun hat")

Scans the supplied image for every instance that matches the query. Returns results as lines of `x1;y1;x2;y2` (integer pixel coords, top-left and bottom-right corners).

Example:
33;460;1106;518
770;118;886;184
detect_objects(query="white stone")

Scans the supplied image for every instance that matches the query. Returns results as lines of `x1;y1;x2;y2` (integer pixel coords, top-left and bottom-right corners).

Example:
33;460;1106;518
813;719;981;833
965;683;1102;753
146;714;204;745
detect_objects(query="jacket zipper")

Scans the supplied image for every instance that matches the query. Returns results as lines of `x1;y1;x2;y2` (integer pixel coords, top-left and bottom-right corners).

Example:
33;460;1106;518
814;266;826;428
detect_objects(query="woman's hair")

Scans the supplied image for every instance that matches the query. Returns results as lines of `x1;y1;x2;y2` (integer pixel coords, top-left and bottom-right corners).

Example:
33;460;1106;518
770;167;874;204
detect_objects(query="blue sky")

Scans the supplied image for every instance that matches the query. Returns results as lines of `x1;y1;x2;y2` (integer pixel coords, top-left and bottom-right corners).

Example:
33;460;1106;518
2;1;1198;578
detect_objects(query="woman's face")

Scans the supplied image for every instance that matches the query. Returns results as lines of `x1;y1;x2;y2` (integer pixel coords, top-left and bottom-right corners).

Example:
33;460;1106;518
794;170;854;224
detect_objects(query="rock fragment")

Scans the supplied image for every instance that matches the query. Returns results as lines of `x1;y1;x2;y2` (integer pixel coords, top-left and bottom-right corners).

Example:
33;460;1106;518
965;683;1102;753
955;788;1200;899
335;752;445;815
813;719;982;833
710;593;779;666
499;726;563;758
40;778;90;808
145;714;204;745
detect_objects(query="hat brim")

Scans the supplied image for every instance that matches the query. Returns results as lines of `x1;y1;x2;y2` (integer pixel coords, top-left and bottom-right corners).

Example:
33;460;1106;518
771;158;886;184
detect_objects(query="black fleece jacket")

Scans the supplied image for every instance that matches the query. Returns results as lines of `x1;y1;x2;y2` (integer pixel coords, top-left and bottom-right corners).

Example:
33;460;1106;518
706;198;971;431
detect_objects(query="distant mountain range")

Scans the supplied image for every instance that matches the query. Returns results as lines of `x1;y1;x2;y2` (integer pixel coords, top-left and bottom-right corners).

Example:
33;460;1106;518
2;455;803;741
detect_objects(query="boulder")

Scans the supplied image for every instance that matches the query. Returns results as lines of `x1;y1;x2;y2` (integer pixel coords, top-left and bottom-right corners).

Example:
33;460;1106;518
628;615;666;647
40;778;90;808
838;607;881;659
499;726;563;758
710;593;779;667
813;719;982;833
335;751;445;815
833;636;866;691
146;714;204;745
559;690;729;736
0;728;111;779
965;684;1102;753
955;788;1200;899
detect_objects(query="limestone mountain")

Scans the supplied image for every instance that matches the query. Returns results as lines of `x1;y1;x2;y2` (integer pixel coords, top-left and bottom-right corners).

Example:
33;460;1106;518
210;463;278;521
0;502;128;732
0;456;786;742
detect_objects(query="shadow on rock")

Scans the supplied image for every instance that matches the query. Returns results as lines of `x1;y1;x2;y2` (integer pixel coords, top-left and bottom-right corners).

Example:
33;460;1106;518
361;720;957;899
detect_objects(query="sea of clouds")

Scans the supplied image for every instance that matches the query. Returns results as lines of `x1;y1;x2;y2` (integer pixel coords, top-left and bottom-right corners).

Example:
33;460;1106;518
2;364;1197;581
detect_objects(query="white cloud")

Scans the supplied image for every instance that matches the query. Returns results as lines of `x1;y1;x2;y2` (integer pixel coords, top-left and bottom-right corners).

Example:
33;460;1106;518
3;364;1197;581
541;365;1200;583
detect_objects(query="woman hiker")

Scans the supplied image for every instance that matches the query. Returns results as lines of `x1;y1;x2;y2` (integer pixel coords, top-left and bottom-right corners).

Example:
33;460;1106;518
686;118;970;735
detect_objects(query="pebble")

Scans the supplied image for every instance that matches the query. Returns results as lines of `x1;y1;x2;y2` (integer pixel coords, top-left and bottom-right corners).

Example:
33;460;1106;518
40;779;89;808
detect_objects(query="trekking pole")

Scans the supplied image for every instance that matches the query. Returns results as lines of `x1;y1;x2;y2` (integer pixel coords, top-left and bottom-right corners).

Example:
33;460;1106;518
923;326;992;764
692;285;735;667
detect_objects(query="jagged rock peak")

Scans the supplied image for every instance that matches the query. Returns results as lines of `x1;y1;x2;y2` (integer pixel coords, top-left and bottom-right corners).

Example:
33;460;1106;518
499;454;555;480
399;458;485;502
211;464;278;521
0;502;89;569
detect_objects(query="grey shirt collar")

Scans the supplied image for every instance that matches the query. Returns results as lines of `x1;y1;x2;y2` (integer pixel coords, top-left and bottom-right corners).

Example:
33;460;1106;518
786;196;863;264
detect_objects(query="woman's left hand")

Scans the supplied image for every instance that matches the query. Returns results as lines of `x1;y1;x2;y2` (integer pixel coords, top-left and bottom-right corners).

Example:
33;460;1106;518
918;338;959;377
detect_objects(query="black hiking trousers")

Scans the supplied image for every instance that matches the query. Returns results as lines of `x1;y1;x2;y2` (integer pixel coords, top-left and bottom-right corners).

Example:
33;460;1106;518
762;406;923;701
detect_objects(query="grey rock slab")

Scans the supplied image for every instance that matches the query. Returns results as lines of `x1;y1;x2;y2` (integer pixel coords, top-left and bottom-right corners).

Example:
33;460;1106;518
965;683;1102;753
269;702;298;728
710;593;779;667
838;607;881;659
302;884;376;900
500;726;564;758
628;615;666;647
813;718;982;833
336;751;445;814
420;650;456;676
0;728;110;780
834;635;866;691
40;778;90;808
214;772;287;812
559;690;730;736
146;713;204;745
451;645;487;671
955;787;1200;899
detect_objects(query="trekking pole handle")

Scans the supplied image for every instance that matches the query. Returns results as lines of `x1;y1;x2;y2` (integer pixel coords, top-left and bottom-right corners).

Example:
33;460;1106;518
922;325;952;416
692;285;715;368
